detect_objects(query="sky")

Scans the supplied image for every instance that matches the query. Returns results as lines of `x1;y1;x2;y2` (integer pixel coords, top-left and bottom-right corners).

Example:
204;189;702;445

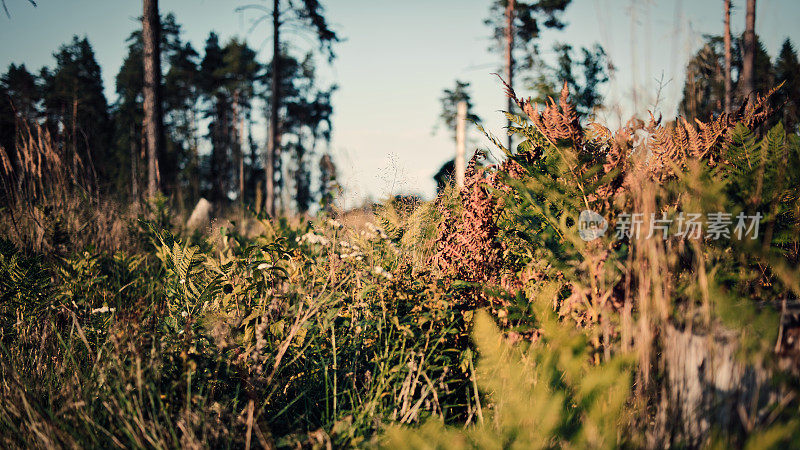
2;0;800;207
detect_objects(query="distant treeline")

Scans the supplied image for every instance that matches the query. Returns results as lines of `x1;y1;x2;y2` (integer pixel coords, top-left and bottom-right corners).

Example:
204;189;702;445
0;13;338;213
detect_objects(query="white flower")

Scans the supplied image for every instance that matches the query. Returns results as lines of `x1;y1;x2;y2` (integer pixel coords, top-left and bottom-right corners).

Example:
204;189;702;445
181;311;189;318
366;222;390;240
328;218;343;229
372;266;393;280
299;232;330;246
91;306;116;314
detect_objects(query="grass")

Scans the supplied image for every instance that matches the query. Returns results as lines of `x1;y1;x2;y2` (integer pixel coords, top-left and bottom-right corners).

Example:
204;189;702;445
1;86;800;448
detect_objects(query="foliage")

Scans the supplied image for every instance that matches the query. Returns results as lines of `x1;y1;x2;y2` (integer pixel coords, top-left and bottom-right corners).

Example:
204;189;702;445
436;80;481;140
485;0;572;75
2;77;800;449
0;9;340;214
383;303;633;449
527;42;609;118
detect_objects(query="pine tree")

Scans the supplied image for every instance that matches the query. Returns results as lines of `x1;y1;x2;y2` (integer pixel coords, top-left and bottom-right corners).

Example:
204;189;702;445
114;30;145;198
40;36;112;183
318;152;337;212
680;34;772;120
195;34;262;207
142;0;164;198
164;40;200;203
0;63;41;171
528;43;608;119
113;13;196;201
239;0;339;216
485;0;571;147
1;64;40;123
741;0;757;97
199;32;232;204
0;84;15;162
437;80;480;140
268;52;334;213
434;80;481;194
724;0;733;114
221;39;261;205
774;39;800;132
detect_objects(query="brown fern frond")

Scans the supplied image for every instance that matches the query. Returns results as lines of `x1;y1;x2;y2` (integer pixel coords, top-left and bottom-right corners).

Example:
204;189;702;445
493;73;520;109
499;79;584;152
585;123;613;143
430;151;509;304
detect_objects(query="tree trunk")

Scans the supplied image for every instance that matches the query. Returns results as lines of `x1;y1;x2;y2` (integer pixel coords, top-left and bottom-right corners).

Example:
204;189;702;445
142;0;163;198
504;0;515;152
723;0;732;114
455;100;467;188
653;324;774;446
130;123;139;202
266;0;280;216
741;0;757;98
233;90;245;207
239;110;245;207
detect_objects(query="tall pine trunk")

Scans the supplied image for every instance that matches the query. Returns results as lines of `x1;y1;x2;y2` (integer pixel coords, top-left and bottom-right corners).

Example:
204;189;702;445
130;123;139;202
266;0;280;216
723;0;732;114
233;90;244;207
142;0;163;198
504;0;515;151
741;0;757;98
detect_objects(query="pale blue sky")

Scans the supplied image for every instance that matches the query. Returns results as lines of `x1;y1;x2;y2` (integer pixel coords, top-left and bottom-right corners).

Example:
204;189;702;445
2;0;799;205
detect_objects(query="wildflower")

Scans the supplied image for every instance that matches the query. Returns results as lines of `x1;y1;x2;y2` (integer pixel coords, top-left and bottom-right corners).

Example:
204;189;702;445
91;306;116;314
366;222;389;240
299;231;330;246
373;266;393;280
328;218;343;229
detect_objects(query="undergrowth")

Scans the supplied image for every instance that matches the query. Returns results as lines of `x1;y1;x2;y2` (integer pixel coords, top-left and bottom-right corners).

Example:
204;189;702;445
1;84;800;448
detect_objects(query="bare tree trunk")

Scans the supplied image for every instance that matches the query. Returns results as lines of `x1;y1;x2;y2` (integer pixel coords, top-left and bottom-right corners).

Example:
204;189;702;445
455;100;467;188
190;106;200;201
71;96;77;174
130;123;139;202
504;0;515;152
266;0;280;216
723;0;733;114
239;113;245;206
142;0;163;198
741;0;757;98
233;90;245;207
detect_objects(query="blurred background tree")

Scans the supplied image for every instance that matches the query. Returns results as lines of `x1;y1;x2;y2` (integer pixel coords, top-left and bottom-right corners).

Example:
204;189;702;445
434;80;480;195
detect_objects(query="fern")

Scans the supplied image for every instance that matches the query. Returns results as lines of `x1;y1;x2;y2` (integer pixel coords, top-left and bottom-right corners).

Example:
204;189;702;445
382;287;633;449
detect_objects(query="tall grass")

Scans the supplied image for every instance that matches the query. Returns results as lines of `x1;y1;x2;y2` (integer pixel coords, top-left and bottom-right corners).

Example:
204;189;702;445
1;84;799;448
0;119;139;253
